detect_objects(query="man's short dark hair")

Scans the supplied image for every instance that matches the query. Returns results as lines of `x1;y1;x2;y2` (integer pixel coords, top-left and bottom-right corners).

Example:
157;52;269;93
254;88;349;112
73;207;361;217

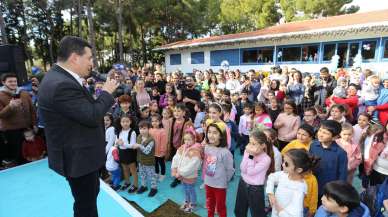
323;181;360;213
1;73;17;82
320;67;329;74
57;36;92;62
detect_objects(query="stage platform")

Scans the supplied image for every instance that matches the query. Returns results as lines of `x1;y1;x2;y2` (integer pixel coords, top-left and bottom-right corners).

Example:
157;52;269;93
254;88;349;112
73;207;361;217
0;159;144;217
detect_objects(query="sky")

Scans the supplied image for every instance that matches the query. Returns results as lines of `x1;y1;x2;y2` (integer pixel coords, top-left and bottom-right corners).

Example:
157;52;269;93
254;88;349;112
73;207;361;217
350;0;388;12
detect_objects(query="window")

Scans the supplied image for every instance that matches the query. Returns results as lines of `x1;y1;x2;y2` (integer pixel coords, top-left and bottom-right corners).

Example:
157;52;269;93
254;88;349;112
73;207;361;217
348;42;359;66
210;49;239;66
323;44;336;61
361;40;377;60
170;54;181;65
241;47;274;64
258;48;274;63
279;47;301;62
191;52;204;64
384;40;388;59
301;45;319;62
242;49;258;64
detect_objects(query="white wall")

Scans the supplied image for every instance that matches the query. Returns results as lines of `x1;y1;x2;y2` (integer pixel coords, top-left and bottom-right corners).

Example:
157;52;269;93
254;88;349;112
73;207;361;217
164;31;388;76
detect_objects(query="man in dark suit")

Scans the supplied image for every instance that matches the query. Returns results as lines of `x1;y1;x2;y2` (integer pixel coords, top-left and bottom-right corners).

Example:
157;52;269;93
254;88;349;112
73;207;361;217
38;36;118;217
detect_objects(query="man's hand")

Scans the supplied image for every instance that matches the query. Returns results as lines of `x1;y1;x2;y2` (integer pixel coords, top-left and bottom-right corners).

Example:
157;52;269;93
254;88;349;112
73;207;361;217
183;97;193;103
9;99;22;108
33;126;39;134
102;77;119;94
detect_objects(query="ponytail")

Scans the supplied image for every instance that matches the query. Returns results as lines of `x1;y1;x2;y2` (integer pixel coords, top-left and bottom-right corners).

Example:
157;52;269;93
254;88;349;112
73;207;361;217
285;148;320;174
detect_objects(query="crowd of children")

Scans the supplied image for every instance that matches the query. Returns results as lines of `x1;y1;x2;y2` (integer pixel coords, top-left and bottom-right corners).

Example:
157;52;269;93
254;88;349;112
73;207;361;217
2;65;388;217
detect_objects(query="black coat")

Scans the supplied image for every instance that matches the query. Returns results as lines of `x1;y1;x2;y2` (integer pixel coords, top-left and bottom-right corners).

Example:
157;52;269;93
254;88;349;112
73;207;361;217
38;65;115;178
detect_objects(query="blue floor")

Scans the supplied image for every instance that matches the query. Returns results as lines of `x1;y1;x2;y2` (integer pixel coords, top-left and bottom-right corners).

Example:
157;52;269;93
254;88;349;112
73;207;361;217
0;154;362;217
118;153;244;217
0;160;143;217
119;151;362;217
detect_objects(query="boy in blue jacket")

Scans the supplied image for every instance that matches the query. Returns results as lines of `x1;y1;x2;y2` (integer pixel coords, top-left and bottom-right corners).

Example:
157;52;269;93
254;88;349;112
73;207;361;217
315;181;370;217
309;120;348;200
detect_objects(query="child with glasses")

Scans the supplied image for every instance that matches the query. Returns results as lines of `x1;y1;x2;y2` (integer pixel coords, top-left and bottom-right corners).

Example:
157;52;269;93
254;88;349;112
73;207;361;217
266;148;319;217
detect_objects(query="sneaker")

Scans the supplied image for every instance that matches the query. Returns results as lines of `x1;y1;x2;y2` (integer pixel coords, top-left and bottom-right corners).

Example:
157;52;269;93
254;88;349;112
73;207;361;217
148;188;158;197
170;179;180;188
180;202;189;211
127;185;138;193
2;159;12;165
120;182;130;191
111;185;121;191
137;186;148;194
159;175;166;182
184;205;194;213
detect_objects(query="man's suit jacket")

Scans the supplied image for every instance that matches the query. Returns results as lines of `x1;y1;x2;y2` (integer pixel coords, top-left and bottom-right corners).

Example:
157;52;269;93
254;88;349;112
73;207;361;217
38;65;114;178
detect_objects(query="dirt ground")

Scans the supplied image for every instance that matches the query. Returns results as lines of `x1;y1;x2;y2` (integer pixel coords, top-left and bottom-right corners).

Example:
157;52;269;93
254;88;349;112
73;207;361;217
128;199;200;217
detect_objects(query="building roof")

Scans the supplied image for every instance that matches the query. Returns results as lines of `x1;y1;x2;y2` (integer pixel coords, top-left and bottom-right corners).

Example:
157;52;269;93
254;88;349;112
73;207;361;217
156;9;388;51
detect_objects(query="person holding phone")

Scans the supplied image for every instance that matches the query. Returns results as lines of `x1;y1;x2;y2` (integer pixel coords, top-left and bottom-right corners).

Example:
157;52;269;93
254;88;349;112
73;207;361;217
38;36;119;217
310;67;337;107
0;73;36;166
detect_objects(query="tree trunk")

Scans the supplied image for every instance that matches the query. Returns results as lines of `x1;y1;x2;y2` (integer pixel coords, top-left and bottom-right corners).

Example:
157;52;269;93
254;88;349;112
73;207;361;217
86;0;98;69
0;2;8;44
77;0;82;37
141;26;147;65
117;0;123;63
70;0;74;35
20;5;34;67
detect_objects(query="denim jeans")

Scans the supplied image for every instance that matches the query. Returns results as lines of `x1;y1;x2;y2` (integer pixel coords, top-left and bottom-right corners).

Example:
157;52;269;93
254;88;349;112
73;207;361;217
182;182;196;205
110;167;121;188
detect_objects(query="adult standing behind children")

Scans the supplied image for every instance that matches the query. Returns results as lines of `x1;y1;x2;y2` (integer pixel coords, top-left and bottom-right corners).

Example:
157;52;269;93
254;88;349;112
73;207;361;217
38;36;119;217
0;73;36;165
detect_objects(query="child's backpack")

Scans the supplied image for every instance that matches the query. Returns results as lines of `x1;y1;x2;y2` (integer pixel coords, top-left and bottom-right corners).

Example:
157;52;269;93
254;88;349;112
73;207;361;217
360;178;388;217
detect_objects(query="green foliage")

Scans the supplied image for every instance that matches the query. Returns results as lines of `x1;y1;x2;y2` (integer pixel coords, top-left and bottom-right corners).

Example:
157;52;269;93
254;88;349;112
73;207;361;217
0;0;359;70
218;0;280;33
295;0;358;18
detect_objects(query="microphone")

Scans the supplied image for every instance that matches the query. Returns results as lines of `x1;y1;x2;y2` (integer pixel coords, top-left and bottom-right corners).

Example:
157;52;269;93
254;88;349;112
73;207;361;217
90;70;107;82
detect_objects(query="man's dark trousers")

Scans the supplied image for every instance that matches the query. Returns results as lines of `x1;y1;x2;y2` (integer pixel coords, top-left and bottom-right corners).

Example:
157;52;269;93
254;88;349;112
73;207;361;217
67;170;100;217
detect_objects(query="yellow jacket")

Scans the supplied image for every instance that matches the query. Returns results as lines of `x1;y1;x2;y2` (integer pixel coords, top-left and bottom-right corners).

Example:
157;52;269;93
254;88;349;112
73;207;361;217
281;139;310;155
304;172;318;215
281;140;317;215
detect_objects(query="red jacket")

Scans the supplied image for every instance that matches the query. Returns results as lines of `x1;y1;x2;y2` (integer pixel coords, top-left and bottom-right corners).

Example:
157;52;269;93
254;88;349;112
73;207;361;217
327;96;358;122
375;102;388;126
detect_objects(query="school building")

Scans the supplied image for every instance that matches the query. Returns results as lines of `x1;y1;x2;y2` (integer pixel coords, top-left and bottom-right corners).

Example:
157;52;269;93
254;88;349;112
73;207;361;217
155;9;388;75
